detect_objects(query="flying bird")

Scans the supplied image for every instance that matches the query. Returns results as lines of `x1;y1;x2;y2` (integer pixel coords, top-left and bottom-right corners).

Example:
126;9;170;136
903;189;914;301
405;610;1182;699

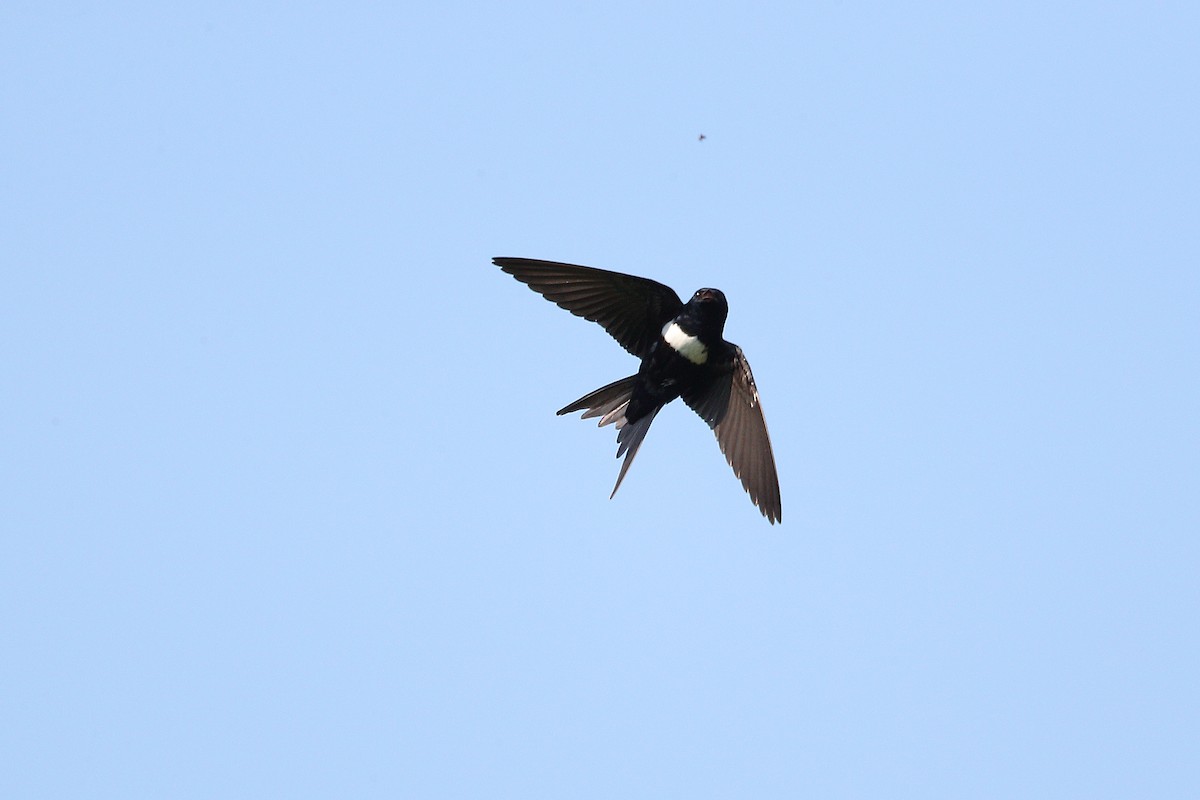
494;257;781;523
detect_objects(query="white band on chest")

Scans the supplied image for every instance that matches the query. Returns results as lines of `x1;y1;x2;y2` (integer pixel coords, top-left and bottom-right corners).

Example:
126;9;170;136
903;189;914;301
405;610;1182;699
662;321;708;364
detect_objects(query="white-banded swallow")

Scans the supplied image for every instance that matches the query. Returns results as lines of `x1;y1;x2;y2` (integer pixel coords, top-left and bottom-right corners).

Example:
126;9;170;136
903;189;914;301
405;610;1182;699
495;257;781;524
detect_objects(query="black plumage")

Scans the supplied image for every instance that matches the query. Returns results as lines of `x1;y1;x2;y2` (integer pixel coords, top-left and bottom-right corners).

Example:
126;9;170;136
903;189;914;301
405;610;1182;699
495;257;781;524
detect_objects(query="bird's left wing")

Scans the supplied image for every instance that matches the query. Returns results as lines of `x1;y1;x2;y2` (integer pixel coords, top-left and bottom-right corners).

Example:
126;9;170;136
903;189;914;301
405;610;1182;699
683;346;782;524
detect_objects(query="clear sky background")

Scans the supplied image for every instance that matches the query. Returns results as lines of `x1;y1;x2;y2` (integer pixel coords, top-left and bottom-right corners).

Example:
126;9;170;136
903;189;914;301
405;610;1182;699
4;2;1198;797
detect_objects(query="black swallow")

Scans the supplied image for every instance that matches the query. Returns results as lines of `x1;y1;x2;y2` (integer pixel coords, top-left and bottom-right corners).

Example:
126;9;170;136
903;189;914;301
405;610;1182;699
494;257;781;523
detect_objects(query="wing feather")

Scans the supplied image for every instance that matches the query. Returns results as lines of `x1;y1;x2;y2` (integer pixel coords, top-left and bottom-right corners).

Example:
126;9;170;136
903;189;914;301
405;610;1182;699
683;346;781;524
494;257;683;357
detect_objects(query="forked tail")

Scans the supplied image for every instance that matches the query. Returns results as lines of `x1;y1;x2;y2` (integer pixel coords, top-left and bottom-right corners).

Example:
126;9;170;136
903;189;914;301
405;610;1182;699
557;376;660;498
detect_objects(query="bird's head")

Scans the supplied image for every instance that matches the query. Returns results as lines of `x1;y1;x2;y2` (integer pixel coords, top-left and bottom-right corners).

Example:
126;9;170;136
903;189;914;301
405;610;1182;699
687;288;729;334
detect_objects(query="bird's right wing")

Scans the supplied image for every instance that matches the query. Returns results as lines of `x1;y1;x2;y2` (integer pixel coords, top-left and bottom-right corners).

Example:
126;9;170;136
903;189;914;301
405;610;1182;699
494;257;684;358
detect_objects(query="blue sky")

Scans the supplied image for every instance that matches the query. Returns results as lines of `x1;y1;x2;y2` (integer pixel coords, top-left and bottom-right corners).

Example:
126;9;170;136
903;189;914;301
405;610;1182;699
3;2;1198;797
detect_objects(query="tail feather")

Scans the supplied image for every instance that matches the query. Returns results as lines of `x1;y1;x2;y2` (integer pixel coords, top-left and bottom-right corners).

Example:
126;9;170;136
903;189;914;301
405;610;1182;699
558;375;660;498
609;408;660;498
557;376;637;425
